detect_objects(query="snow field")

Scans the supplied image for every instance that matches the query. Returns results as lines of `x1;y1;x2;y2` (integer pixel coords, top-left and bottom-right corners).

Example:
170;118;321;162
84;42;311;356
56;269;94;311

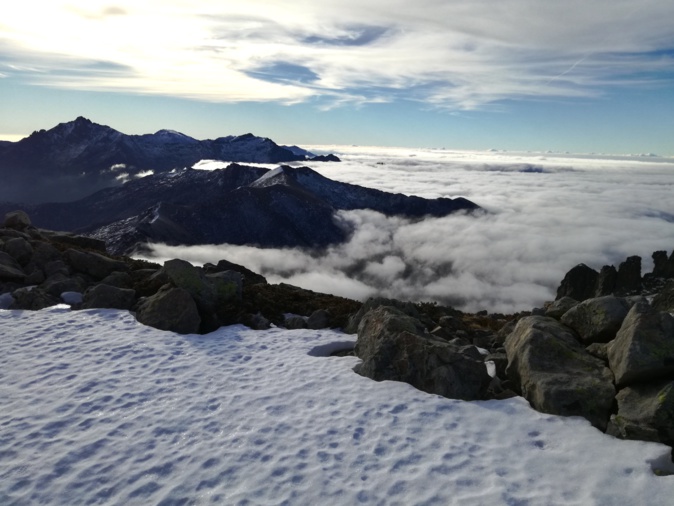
1;306;674;505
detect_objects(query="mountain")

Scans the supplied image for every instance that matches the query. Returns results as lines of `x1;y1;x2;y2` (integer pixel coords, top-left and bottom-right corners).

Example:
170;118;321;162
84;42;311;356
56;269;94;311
0;117;338;204
0;164;480;255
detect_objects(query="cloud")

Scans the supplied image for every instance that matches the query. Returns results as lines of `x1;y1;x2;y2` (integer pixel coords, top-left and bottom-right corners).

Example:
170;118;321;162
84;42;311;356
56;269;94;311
2;1;673;109
140;147;674;313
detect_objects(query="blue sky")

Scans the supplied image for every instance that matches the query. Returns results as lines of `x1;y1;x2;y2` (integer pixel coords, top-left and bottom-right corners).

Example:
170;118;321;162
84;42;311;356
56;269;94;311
1;0;673;155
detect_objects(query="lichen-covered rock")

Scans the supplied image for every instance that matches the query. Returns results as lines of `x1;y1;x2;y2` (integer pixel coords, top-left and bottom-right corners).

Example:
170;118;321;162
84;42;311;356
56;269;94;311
354;306;491;401
544;296;579;320
556;263;598;302
64;249;128;280
135;285;201;334
652;280;674;313
560;296;630;344
607;380;674;445
505;316;615;430
607;301;674;387
81;284;136;310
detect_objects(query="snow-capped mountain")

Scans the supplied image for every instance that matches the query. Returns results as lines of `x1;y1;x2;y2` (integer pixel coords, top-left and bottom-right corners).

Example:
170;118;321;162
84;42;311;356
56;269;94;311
0;117;337;204
0;163;480;255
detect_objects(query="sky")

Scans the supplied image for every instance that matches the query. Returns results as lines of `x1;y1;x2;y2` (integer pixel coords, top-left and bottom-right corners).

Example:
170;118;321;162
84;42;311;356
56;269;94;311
142;147;674;314
1;1;673;155
3;306;674;504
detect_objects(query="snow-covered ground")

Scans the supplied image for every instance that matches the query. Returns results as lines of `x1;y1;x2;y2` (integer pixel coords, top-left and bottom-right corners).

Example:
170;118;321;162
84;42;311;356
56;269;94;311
2;306;674;505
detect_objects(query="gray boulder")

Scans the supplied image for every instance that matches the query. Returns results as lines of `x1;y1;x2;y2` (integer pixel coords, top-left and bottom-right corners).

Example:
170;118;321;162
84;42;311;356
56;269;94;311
544;296;579;320
308;309;330;329
3;210;31;230
82;284;136;310
135;285;201;334
40;274;87;297
29;242;62;271
652;280;674;313
354;306;491;401
556;263;598;302
65;249;129;280
10;287;59;310
595;265;617;297
560;296;630;344
100;271;133;289
607;301;674;387
607;380;674;445
284;315;308;329
3;237;33;266
505;316;615;430
345;297;425;334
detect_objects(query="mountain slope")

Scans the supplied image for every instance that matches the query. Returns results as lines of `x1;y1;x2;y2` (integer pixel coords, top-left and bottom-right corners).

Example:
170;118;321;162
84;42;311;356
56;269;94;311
0;117;335;204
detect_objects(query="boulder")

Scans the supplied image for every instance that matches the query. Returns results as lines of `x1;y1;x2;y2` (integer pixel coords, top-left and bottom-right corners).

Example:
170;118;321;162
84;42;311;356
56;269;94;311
29;242;62;270
3;237;33;266
284;315;308;329
3;210;31;230
505;316;615;430
246;312;271;330
81;284;136;310
607;301;674;387
41;231;107;252
65;249;129;280
204;259;267;286
607;380;674;445
307;309;330;329
345;297;425;334
10;287;59;310
544;296;579;320
100;271;133;289
0;292;15;309
135;285;201;334
0;263;25;283
595;265;617;297
40;274;87;297
556;263;598;302
560;296;630;344
354;306;491;401
615;256;642;295
43;259;70;278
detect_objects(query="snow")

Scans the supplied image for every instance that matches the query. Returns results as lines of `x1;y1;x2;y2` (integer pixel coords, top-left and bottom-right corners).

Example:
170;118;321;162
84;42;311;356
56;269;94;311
2;306;674;505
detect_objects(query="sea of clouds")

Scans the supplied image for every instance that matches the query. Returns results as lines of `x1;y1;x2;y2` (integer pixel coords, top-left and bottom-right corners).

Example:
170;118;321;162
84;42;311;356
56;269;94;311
146;147;674;313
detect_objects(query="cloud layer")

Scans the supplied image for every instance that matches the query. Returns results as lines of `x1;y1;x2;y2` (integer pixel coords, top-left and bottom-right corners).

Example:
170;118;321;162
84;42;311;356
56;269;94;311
2;1;673;110
143;148;674;313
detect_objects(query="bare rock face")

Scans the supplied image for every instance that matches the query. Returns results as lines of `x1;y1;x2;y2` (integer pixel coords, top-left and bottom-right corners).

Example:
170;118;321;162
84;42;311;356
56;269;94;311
615;256;642;295
560;296;630;344
607;380;674;445
505;316;615;430
354;306;491;401
652;250;674;279
135;285;201;335
607;301;674;387
556;264;598;302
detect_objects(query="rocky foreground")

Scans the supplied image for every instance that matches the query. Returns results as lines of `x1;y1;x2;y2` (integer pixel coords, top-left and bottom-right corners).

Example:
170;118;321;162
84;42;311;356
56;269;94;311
2;210;674;460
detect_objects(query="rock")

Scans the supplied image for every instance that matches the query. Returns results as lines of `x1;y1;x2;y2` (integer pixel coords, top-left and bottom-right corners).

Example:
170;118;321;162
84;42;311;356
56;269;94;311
43;259;70;278
41;231;107;252
607;301;674;387
345;297;424;334
284;315;308;329
204;259;267;286
505;316;615;430
354;306;492;401
100;271;133;289
544;296;579;319
135;285;201;334
29;242;62;271
307;309;330;329
560;296;630;344
595;265;617;297
3;210;31;230
3;237;33;265
556;263;598;302
24;269;45;285
0;263;26;282
10;287;60;310
615;256;642;295
65;249;129;280
652;250;674;279
247;312;271;330
205;270;243;300
81;284;136;310
40;274;87;297
607;380;674;445
652;280;674;313
586;342;609;362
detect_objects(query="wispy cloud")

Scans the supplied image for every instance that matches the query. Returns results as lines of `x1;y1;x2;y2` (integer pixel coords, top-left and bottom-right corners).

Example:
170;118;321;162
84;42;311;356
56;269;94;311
141;148;674;313
2;1;673;109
